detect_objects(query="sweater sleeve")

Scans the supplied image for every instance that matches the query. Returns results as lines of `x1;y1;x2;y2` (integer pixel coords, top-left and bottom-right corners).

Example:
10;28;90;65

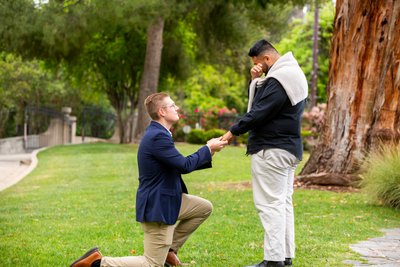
230;78;288;136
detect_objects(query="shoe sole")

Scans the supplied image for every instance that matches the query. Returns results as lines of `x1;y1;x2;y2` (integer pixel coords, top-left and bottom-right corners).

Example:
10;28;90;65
70;247;99;267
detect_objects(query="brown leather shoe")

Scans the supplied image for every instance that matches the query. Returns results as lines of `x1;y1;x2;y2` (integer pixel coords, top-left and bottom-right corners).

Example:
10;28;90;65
165;251;182;266
70;247;102;267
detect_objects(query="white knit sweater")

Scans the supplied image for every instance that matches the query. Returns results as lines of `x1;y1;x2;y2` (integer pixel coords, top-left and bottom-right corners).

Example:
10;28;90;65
247;52;308;112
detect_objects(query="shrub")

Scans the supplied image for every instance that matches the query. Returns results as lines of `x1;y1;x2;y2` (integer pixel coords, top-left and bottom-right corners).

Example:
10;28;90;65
204;129;226;140
302;104;326;151
301;129;319;151
186;129;207;144
199;106;238;130
360;144;400;209
236;132;248;145
302;103;326;134
301;129;314;138
186;129;227;144
172;128;185;142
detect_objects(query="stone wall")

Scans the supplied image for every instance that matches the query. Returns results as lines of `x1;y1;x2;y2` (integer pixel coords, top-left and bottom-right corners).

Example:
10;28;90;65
0;107;78;154
0;137;25;154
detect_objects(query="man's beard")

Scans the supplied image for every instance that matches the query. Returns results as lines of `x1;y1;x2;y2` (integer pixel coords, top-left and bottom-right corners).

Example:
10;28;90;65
263;64;271;75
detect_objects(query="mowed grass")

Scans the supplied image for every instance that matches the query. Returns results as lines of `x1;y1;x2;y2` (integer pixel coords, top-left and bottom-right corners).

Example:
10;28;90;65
0;143;399;267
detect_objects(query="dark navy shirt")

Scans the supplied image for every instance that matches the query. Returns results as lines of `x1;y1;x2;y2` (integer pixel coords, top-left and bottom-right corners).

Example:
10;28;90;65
230;78;305;160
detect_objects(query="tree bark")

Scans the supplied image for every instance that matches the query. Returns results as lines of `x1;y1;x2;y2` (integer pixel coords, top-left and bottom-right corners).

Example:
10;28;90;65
310;1;319;108
107;90;127;144
300;0;400;185
134;17;164;141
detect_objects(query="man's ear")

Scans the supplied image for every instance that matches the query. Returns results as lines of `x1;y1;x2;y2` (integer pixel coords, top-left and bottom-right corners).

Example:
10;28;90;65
158;107;166;118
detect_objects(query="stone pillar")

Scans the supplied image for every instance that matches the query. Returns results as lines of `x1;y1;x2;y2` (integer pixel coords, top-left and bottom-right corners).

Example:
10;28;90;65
61;107;77;144
69;116;77;144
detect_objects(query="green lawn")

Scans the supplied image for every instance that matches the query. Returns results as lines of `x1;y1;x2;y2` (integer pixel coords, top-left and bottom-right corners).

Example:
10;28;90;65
0;143;399;267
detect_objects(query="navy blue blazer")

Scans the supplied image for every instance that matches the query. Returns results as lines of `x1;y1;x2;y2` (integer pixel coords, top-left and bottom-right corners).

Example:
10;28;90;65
136;121;212;225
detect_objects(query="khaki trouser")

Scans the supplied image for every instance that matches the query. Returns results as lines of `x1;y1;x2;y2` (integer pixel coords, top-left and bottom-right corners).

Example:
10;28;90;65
251;148;299;262
101;193;213;267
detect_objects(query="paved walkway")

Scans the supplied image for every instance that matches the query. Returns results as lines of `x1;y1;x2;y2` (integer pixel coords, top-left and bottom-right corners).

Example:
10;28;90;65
0;148;45;191
344;228;400;266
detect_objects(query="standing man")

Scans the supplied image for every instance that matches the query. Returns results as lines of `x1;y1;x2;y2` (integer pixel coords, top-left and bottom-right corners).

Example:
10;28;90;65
70;92;227;267
221;39;308;267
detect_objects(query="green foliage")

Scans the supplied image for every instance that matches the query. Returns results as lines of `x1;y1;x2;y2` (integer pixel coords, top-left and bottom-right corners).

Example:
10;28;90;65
161;0;308;105
0;0;154;142
204;129;226;140
163;64;247;114
192;1;253;69
172;107;236;143
301;129;314;138
0;0;331;142
276;1;335;103
162;13;198;80
186;129;225;144
302;103;326;151
199;106;238;131
186;129;207;144
79;105;116;139
0;144;399;266
361;144;400;209
80;29;145;104
0;0;156;61
188;1;306;71
247;2;299;44
301;130;318;152
0;52;97;138
236;132;249;146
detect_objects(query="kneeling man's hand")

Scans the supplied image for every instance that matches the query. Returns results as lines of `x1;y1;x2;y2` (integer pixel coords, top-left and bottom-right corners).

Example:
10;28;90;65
207;138;228;155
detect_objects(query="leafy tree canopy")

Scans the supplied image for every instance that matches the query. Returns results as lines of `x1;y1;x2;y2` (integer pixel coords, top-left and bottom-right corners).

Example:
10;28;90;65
0;52;108;138
0;0;325;140
276;1;334;103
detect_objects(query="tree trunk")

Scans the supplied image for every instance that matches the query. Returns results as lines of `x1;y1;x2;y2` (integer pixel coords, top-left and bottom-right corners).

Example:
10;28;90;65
299;0;400;185
310;1;319;108
116;111;125;144
109;93;126;144
134;17;164;141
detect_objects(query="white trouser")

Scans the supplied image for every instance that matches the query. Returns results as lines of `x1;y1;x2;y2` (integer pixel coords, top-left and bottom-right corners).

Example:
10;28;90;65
251;148;299;261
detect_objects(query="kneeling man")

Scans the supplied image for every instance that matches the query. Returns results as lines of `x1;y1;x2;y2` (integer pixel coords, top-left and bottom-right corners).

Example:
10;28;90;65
70;93;227;267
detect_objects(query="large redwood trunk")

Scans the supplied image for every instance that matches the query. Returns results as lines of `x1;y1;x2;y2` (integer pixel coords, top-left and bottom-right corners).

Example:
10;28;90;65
299;0;400;185
134;17;164;141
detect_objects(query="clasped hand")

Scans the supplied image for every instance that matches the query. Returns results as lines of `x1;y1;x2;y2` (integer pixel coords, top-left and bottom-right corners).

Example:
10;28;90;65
207;138;228;155
206;131;234;155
